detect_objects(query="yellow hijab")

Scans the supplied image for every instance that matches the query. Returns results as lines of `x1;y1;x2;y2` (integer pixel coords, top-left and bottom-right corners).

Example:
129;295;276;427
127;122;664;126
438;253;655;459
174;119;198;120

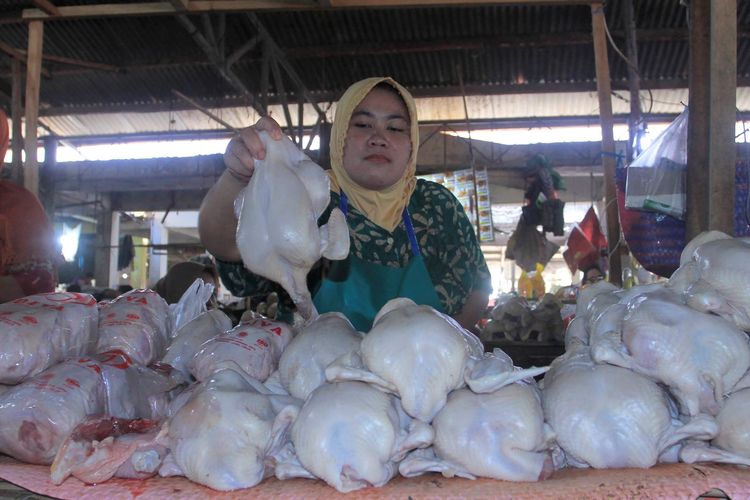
328;77;419;232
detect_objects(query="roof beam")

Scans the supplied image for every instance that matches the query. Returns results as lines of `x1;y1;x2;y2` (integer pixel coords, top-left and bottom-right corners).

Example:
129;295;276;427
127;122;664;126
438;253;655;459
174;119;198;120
31;0;60;17
22;0;590;21
173;13;266;116
28;77;717;117
0;42;52;78
0;41;118;73
244;13;327;118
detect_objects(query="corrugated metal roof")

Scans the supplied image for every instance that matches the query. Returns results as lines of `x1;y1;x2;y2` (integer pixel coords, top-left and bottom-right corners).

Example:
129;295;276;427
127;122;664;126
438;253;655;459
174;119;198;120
0;0;748;138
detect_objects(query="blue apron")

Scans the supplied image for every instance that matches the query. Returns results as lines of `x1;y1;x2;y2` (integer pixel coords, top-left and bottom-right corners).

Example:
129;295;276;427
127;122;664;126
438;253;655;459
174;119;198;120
313;192;443;331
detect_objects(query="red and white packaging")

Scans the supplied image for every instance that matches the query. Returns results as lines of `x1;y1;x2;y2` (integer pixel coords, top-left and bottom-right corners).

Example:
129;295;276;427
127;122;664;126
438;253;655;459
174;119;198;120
0;292;98;385
189;317;293;382
0;349;177;466
0;358;107;464
97;290;170;366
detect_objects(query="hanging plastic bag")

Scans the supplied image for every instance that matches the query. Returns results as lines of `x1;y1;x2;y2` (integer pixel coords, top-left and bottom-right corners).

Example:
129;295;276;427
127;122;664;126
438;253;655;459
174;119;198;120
563;206;608;274
506;218;560;273
625;108;688;219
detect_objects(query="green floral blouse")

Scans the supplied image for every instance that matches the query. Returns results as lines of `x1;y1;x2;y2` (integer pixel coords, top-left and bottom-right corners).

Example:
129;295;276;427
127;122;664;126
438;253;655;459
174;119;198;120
217;179;492;319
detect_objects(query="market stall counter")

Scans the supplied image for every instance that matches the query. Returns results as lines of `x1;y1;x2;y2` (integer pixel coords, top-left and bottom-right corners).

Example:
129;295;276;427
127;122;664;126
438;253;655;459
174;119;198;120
0;456;746;499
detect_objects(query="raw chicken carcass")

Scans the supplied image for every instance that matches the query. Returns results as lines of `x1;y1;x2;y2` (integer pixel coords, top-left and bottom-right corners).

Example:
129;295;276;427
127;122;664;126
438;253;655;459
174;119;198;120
592;292;750;416
327;298;545;422
0;358;107;464
667;232;750;330
278;312;363;400
161;309;232;380
97;289;171;365
190;317;293;382
525;293;564;343
235;131;350;321
400;383;554;481
0;350;176;465
326;298;482;422
681;385;750;466
51;417;168;485
96;350;176;420
0;292;98;384
484;295;531;341
542;341;718;469
275;381;433;493
158;367;300;491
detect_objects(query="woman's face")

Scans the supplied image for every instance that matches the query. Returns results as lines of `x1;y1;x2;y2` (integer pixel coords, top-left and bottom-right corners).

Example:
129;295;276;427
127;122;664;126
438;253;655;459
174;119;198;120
341;87;412;190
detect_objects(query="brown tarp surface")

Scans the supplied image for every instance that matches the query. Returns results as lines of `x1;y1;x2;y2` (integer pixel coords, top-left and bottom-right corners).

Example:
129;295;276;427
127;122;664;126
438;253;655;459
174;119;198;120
1;455;748;499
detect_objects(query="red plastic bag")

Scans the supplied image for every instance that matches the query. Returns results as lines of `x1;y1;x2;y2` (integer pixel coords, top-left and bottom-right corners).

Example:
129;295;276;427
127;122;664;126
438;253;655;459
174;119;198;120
563;207;607;274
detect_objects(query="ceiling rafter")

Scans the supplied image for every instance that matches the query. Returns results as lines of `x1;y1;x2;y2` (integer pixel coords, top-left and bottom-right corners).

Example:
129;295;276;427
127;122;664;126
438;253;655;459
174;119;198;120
244;12;326;118
173;12;266;116
31;0;60;17
21;1;589;21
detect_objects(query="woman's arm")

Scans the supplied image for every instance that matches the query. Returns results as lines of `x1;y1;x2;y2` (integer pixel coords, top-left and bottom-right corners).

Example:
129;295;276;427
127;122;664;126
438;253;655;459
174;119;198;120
198;117;284;261
452;288;489;333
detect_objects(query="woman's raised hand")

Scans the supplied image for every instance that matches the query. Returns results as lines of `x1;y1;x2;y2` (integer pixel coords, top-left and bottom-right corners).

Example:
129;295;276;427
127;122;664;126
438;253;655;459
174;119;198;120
223;116;284;183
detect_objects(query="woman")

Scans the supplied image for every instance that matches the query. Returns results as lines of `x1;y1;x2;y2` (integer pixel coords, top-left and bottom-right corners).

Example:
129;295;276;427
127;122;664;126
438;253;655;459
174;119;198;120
199;77;491;331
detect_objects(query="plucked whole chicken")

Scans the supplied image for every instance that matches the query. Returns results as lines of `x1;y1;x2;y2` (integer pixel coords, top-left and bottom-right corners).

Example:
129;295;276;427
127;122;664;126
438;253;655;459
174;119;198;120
592;290;750;416
400;383;555;481
680;377;750;467
542;341;718;469
234;131;350;321
158;367;300;491
327;298;547;422
326;298;484;422
277;312;363;400
670;232;750;331
275;381;433;493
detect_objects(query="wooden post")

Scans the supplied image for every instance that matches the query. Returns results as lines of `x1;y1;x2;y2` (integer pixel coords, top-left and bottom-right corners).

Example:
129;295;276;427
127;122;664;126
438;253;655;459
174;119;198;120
687;0;736;239
591;2;622;285
24;20;43;196
41;136;56;219
11;59;23;185
622;0;643;163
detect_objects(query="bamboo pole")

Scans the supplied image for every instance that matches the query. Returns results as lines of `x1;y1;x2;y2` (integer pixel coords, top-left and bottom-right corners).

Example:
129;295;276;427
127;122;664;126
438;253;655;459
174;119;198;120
23;20;43;196
591;2;622;285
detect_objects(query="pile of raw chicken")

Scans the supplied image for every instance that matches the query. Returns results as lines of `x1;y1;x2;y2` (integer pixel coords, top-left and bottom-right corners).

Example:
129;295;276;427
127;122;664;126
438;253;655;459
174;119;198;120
3;135;750;493
0;230;748;493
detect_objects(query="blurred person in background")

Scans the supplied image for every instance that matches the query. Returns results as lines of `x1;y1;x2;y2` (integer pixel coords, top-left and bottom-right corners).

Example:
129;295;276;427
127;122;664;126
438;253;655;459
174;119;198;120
0;109;61;303
154;260;219;307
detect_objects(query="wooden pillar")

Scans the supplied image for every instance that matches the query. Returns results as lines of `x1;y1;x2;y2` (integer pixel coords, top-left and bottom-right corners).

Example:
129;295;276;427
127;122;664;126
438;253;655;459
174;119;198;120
591;2;622;286
94;195;120;289
622;0;643;163
687;0;737;239
41;136;56;219
11;59;23;185
24;20;43;196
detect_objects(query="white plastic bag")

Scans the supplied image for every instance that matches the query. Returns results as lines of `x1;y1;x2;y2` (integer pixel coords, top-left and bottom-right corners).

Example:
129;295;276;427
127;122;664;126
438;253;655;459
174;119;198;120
167;278;215;337
625;108;688;219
